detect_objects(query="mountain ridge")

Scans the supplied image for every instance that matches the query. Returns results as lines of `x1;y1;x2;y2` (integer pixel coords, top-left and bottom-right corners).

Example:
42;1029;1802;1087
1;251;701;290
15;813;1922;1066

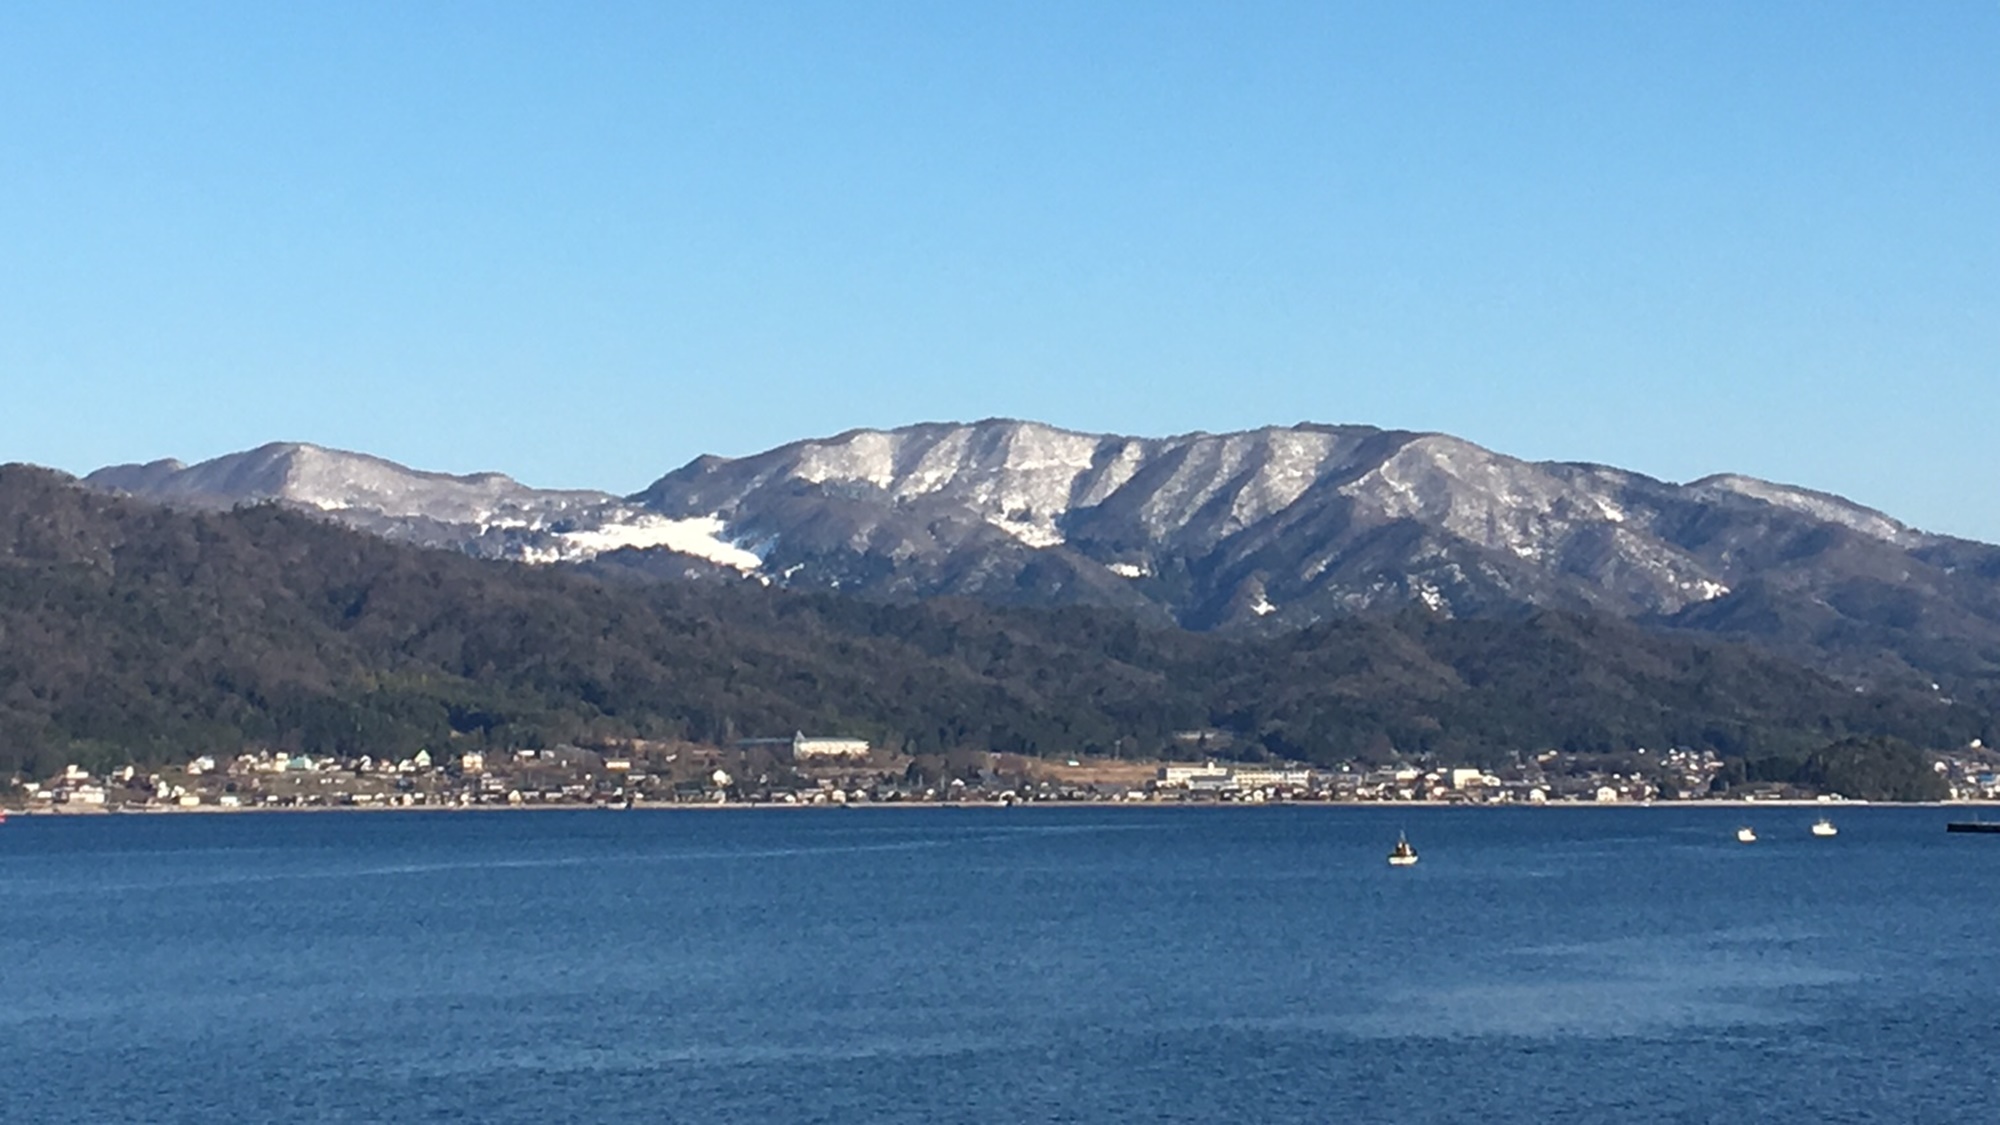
79;419;2000;692
4;462;1987;783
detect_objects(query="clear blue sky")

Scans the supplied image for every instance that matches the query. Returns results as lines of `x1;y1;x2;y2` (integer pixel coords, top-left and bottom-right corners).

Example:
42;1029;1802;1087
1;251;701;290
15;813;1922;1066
4;2;1996;537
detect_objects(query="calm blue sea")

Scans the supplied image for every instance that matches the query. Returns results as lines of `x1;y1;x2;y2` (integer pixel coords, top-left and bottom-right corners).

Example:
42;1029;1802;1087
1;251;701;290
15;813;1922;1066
3;806;1996;1123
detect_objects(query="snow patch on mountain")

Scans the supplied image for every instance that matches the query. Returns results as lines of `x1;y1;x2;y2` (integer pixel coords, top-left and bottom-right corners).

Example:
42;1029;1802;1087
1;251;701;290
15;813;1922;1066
775;422;1110;548
991;515;1065;549
552;515;765;572
1411;579;1448;613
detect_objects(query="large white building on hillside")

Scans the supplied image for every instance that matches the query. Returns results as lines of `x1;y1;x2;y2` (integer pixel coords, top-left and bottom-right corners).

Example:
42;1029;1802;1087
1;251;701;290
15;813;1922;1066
792;732;871;761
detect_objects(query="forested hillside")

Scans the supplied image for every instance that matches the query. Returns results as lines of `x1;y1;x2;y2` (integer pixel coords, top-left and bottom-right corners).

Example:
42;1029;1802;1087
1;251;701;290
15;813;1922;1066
2;465;1988;780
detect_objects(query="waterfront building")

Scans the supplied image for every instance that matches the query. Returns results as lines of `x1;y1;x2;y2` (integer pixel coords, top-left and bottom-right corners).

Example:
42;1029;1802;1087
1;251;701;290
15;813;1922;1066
1159;763;1231;787
1227;766;1314;790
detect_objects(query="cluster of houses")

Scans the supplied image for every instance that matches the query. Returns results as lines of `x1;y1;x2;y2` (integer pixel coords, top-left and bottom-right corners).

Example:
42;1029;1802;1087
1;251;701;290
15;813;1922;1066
1150;747;1735;804
6;735;890;812
11;733;2000;813
1941;743;2000;800
17;749;458;811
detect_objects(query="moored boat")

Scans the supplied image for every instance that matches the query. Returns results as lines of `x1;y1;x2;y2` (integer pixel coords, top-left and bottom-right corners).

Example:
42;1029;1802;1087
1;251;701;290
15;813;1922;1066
1811;818;1837;837
1736;826;1756;843
1388;831;1418;866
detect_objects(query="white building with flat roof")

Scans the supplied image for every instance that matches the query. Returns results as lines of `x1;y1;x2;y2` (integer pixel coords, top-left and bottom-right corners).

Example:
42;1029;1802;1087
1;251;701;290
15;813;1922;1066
792;733;871;761
1159;763;1313;790
1160;763;1232;787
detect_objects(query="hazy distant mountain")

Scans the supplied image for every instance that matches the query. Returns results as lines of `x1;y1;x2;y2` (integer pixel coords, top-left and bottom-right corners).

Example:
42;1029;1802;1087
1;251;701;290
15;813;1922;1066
85;420;2000;687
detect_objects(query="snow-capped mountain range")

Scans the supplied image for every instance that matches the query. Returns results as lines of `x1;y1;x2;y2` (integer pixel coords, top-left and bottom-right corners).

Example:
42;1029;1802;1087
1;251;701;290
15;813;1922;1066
84;442;766;573
80;419;2000;681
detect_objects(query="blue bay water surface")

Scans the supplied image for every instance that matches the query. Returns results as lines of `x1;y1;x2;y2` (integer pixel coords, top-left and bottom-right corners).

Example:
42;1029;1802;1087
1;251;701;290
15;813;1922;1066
3;806;1996;1123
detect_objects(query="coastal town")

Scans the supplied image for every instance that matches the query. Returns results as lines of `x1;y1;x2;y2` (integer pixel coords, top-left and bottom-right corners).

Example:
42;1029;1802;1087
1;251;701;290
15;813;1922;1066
8;731;2000;813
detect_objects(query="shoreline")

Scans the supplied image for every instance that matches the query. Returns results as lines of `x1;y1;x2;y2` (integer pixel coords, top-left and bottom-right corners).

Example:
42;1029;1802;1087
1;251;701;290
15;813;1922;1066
7;797;1996;817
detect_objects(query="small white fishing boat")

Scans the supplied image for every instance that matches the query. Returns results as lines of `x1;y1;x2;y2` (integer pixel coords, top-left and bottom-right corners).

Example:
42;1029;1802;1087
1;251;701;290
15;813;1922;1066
1388;831;1419;866
1810;818;1837;837
1736;826;1757;844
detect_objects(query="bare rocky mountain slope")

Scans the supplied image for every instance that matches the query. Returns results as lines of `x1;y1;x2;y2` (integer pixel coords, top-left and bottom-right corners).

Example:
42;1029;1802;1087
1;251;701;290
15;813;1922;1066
86;420;2000;689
